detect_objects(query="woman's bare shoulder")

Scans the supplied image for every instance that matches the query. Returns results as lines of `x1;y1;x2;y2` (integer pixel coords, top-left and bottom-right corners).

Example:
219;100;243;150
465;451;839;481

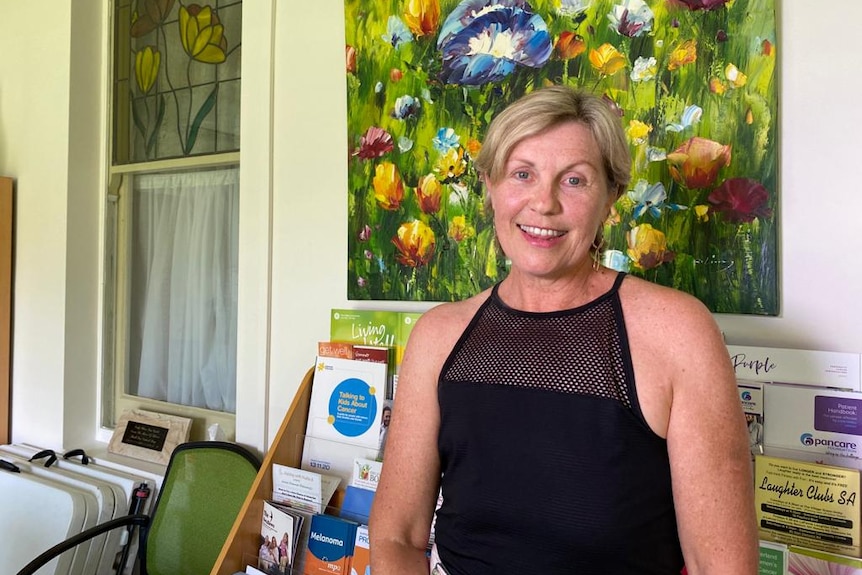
407;289;492;352
416;289;491;328
618;274;722;348
620;274;713;319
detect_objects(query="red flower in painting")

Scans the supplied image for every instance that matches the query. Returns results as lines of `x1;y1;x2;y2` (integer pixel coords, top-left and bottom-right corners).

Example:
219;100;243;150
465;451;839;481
553;32;586;60
708;178;772;223
346;45;357;74
667;137;731;189
668;0;730;10
353;126;394;160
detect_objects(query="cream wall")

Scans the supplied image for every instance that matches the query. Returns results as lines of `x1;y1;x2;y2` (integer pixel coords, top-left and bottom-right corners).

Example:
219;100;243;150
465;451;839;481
0;1;104;449
0;0;859;456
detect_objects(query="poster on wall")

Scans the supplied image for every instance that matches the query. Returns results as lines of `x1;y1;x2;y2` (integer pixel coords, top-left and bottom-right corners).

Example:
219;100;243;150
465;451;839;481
344;0;778;315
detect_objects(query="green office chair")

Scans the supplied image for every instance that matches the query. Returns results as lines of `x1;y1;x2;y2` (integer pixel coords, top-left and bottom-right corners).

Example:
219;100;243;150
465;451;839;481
17;441;261;575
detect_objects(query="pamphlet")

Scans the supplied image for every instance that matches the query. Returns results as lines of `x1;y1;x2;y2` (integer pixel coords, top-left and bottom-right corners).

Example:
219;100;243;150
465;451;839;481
351;457;383;492
272;463;341;514
259;500;297;575
301;356;387;484
755;455;862;557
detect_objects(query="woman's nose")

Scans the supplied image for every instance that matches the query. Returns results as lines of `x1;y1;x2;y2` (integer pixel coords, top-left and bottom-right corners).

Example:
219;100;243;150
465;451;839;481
529;180;561;214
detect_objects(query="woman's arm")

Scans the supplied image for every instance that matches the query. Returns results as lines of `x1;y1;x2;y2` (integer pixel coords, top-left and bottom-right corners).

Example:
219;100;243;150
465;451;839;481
663;296;759;574
369;305;463;574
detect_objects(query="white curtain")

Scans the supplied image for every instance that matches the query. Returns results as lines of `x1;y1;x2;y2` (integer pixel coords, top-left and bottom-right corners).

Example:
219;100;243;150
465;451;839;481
130;167;239;413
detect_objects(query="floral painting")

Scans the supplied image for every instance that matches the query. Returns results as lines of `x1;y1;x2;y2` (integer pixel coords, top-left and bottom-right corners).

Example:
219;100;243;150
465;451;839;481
344;0;778;315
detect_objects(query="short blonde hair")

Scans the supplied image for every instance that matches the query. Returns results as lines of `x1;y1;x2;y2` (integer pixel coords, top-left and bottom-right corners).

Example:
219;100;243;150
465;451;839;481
475;85;631;200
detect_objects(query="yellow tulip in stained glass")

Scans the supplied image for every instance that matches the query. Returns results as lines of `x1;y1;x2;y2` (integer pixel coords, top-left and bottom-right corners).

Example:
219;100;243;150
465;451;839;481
179;4;228;64
135;46;160;95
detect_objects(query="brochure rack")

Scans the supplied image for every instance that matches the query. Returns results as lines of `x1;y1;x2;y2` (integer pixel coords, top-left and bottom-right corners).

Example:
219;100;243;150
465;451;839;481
210;367;314;575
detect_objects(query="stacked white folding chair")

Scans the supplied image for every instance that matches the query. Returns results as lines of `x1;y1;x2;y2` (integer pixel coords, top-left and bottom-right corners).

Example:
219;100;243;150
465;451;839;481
0;462;97;575
0;444;158;575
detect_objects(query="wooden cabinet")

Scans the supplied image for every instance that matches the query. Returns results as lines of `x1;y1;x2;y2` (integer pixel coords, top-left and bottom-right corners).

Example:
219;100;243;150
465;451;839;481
0;177;12;445
211;367;314;575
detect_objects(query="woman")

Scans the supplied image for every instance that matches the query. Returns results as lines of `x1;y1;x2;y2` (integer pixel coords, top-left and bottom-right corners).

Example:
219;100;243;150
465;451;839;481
369;85;757;574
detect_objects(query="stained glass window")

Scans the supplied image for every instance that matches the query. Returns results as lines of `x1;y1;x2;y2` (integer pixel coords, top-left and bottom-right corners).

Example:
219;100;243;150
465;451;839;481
113;0;241;164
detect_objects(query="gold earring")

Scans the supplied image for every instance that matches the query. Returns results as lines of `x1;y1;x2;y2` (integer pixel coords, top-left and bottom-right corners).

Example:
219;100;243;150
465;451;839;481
591;233;605;271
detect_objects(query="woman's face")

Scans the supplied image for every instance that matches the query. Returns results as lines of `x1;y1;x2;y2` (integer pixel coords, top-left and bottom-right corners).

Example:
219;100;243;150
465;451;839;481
486;121;615;281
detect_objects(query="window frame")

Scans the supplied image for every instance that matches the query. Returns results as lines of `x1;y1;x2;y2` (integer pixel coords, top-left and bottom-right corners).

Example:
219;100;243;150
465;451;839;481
100;0;242;442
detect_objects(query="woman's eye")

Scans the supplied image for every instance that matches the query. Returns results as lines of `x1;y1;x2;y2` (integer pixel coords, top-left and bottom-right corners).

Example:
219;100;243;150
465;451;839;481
515;171;530;180
566;176;581;186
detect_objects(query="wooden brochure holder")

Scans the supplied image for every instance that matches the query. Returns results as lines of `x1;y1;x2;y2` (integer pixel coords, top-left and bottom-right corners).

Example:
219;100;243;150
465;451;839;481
210;367;314;575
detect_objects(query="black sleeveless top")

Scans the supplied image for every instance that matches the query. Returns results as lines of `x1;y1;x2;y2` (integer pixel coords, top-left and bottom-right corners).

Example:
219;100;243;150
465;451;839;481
435;273;684;574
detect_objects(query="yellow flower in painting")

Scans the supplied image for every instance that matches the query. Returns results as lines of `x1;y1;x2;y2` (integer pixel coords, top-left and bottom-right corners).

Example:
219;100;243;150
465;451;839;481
627;224;674;270
589;43;627;76
709;77;727;95
666;137;732;189
667;39;697;71
179;4;228;64
448;215;475;242
465;138;482;159
135;46;160;95
373;162;404;211
435;147;467;180
627;120;652;145
416;174;443;214
725;63;747;88
694;205;710;222
393;220;436;267
403;0;440;37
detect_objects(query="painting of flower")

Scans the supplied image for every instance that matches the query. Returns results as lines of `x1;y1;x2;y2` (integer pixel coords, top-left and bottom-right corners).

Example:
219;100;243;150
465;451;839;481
345;0;778;314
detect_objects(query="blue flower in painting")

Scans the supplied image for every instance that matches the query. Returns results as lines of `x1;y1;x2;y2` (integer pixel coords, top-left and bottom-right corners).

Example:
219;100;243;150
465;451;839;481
433;127;460;153
665;104;703;133
436;0;552;86
382;16;414;48
627;179;688;219
393;95;421;120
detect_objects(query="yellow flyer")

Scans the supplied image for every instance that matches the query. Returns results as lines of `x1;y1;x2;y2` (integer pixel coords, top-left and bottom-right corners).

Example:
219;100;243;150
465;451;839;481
756;455;862;557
